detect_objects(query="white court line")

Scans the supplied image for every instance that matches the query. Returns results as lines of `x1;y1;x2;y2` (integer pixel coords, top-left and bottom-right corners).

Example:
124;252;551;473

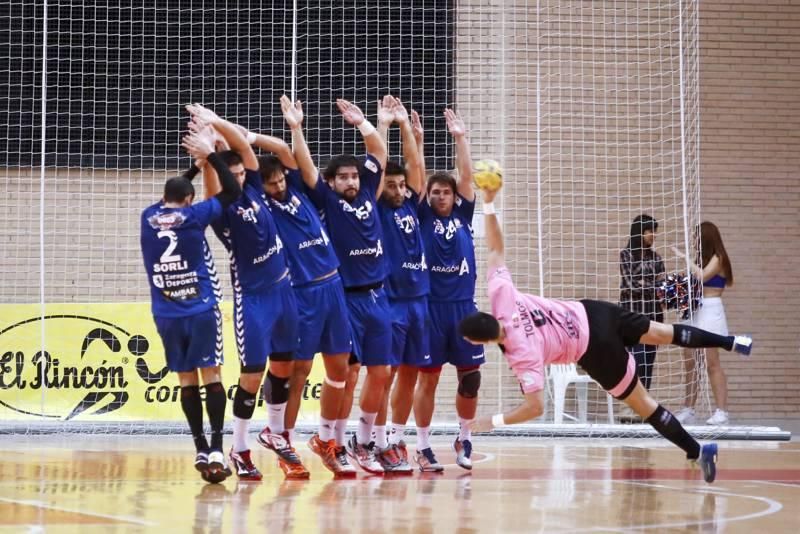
441;451;496;469
755;480;800;489
0;496;156;527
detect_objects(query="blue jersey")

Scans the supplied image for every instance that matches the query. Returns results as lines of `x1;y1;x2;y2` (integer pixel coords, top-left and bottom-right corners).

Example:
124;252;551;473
141;198;223;318
378;188;429;300
211;169;288;294
418;194;477;301
266;169;340;286
306;155;386;288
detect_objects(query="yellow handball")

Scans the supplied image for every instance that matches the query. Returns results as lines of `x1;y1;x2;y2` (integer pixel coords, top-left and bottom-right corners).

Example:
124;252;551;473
472;159;503;192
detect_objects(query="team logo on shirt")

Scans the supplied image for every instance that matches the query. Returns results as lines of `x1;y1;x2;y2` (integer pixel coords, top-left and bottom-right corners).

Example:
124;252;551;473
433;218;462;240
430;257;469;276
340;199;373;221
394;212;417;234
401;254;427;271
147;211;187;231
237;201;261;224
270;195;301;216
364;159;378;173
349;239;383;258
253;236;284;264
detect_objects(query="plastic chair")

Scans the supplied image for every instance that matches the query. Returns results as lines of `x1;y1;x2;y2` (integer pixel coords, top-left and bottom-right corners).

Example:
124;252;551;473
549;363;614;424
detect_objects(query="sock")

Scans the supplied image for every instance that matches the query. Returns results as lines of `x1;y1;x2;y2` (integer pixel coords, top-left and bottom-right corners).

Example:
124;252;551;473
416;426;431;450
458;417;472;442
287;428;296;445
319;417;335;442
672;325;734;351
357;411;378;445
335;419;348;447
204;382;227;452
388;424;405;446
268;402;287;435
374;425;388;449
231;386;257;452
646;404;701;460
180;385;208;452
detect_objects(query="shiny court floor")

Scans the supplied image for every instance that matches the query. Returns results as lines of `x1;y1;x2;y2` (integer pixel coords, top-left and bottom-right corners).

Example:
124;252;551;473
0;435;798;533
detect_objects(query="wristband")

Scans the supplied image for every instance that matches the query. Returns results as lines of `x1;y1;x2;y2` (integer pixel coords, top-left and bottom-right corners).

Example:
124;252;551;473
358;120;376;136
491;413;506;428
246;132;257;145
483;202;495;215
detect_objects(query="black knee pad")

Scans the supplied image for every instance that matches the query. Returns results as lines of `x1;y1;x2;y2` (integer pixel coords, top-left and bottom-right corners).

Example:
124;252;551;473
264;370;290;405
457;369;481;399
232;385;257;419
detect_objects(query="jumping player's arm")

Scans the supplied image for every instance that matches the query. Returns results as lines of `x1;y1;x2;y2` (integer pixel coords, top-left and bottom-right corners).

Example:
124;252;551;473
395;98;423;195
481;186;504;272
471;391;545;433
336;98;387;196
281;95;320;191
181;130;242;210
444;108;475;202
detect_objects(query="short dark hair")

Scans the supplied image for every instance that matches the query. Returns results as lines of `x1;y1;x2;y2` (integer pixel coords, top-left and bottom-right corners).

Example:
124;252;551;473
426;171;457;196
258;155;285;183
384;160;406;177
323;155;361;181
217;150;243;168
458;312;501;342
163;177;195;203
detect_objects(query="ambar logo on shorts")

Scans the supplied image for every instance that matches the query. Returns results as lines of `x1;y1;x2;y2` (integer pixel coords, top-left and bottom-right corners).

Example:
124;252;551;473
0;313;169;420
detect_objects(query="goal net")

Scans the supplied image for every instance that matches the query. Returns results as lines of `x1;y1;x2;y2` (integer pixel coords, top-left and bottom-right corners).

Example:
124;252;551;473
2;0;755;438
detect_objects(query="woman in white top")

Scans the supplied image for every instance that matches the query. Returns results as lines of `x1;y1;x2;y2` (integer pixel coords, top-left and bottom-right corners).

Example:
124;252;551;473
673;221;735;425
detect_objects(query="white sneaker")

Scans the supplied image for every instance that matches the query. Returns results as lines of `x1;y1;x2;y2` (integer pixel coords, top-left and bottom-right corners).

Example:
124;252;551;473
674;407;696;424
706;409;729;426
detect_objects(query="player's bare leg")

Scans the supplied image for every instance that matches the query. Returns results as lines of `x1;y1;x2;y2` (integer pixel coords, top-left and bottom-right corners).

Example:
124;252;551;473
308;352;356;477
285;359;313;444
413;368;444;472
389;364;419;468
373;367;406;473
453;366;480;470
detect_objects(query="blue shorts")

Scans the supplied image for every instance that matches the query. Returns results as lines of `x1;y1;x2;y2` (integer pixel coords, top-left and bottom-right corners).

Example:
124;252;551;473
346;286;393;367
389;296;431;367
294;274;353;360
235;277;298;368
155;306;223;373
427;299;485;368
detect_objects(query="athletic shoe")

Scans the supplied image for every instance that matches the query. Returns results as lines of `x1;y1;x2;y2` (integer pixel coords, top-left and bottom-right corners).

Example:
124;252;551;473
698;443;718;483
257;427;310;480
706;409;729;426
194;450;209;473
732;335;753;356
396;440;409;463
308;433;356;478
229;448;263;481
453;438;473;470
674;407;696;425
389;444;413;475
205;450;230;484
376;444;403;473
345;435;384;475
414;448;444;473
335;446;358;476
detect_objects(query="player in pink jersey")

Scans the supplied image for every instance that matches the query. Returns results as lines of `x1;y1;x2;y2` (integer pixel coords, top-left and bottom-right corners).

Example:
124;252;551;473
458;182;754;484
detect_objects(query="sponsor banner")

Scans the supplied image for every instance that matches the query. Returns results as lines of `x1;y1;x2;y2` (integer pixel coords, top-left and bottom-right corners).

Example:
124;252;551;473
0;303;324;422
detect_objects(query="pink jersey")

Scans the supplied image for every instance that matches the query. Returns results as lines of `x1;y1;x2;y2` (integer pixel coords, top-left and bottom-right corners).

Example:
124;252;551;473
488;266;590;393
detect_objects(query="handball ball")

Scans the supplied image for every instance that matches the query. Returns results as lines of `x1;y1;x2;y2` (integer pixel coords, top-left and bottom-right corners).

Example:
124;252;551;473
473;159;503;191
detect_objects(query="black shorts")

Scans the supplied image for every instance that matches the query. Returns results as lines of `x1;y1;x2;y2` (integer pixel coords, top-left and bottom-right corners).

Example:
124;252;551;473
577;299;651;399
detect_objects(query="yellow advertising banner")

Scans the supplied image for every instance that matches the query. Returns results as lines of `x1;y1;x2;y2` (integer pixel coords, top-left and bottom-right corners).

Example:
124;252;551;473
0;303;324;422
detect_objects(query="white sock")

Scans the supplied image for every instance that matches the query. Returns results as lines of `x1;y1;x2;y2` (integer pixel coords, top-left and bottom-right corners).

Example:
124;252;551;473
458;417;472;442
374;425;388;449
388;424;405;446
232;416;249;452
287;428;296;445
319;417;335;442
335;419;348;446
268;401;287;434
416;426;431;450
357;411;378;445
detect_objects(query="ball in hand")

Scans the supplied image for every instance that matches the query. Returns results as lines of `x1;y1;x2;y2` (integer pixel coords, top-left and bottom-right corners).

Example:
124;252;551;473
473;159;503;192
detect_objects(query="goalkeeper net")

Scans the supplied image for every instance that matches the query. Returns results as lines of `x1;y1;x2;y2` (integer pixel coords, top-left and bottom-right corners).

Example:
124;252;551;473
5;0;775;438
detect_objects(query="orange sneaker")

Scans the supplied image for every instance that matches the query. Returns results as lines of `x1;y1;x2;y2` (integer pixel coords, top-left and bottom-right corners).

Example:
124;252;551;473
257;426;310;480
308;433;357;478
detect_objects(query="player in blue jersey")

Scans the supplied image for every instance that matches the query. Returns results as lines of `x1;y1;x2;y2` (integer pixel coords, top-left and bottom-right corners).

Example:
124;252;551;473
414;108;483;472
140;127;241;483
287;96;390;474
185;105;307;480
373;96;427;474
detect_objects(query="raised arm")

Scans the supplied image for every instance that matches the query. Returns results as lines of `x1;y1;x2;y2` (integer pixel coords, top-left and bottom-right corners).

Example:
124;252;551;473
444;108;475;201
336;98;387;171
280;95;319;190
185;104;259;171
181;130;241;208
410;110;427;202
393;98;422;194
245;127;297;170
376;95;394;149
480;185;504;272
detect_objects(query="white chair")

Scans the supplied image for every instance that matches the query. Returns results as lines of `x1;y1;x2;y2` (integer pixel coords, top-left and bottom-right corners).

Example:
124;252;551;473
549;363;614;424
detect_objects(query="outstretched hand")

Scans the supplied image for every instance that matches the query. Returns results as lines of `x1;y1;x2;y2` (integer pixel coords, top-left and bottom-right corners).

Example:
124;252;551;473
182;129;216;161
377;95;394;126
481;187;499;204
391;96;410;124
336;99;366;126
281;95;304;129
444;108;466;138
185;104;221;129
411;110;424;143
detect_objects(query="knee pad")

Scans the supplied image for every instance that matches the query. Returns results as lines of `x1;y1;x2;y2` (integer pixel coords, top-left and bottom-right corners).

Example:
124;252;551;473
457;369;481;399
232;385;257;419
263;370;290;405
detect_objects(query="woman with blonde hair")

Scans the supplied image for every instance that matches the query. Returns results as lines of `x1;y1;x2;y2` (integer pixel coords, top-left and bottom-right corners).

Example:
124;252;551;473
673;221;736;425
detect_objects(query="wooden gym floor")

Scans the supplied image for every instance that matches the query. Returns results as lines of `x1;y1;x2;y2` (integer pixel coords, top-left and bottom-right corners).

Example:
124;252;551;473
0;435;798;533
